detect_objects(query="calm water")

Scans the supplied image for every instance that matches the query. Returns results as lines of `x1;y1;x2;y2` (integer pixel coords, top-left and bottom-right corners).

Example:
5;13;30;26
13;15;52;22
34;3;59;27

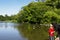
0;22;49;40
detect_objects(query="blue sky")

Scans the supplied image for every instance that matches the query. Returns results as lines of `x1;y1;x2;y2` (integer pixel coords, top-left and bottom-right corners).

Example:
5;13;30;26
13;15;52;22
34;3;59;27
0;0;33;16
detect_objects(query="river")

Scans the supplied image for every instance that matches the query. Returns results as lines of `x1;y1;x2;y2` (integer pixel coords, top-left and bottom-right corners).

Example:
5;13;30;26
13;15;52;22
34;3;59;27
0;22;49;40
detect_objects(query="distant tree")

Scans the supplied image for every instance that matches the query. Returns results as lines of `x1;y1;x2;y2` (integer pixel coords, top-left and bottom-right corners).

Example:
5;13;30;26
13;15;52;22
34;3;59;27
0;15;5;21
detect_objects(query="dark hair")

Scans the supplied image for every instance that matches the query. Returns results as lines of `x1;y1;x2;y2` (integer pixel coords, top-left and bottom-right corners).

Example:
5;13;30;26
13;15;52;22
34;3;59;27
52;22;60;34
51;22;57;31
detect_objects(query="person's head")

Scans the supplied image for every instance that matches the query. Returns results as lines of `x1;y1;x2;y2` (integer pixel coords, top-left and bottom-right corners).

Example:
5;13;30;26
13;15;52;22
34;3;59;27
51;22;57;27
50;24;54;29
51;22;58;31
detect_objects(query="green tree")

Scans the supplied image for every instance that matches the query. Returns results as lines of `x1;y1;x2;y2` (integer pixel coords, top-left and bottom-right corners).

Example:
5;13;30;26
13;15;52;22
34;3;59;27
43;11;60;23
17;2;53;24
0;15;5;21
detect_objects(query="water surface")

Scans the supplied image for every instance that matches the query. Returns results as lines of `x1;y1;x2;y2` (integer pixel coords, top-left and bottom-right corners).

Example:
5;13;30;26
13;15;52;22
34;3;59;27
0;22;26;40
0;22;48;40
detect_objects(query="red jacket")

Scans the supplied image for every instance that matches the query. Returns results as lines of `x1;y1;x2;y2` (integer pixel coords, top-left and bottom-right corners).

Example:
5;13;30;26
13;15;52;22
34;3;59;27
48;27;55;36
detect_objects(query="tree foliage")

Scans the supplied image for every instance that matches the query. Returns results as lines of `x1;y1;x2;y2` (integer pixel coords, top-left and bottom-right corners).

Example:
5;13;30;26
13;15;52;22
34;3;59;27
17;1;60;24
43;11;60;23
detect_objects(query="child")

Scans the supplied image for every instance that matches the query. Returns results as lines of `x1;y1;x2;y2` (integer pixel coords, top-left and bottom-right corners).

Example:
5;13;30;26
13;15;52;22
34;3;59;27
48;24;55;40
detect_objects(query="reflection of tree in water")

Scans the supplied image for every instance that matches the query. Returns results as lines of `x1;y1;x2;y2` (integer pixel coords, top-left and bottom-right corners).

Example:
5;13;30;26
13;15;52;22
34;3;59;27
17;23;49;40
5;22;8;28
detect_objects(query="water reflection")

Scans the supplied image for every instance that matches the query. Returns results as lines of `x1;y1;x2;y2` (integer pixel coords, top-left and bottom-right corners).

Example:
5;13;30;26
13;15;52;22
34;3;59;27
0;22;49;40
17;23;49;40
0;22;25;40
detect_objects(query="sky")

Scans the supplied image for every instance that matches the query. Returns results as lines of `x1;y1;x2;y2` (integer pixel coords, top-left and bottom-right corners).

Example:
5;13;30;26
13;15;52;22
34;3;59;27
0;0;33;16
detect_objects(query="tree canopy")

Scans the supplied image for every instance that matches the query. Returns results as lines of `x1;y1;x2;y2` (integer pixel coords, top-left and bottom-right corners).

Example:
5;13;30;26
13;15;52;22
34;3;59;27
17;1;60;24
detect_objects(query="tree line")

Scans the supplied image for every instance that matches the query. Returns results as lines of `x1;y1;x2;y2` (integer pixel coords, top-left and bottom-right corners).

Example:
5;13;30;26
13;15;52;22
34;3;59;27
0;15;17;22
